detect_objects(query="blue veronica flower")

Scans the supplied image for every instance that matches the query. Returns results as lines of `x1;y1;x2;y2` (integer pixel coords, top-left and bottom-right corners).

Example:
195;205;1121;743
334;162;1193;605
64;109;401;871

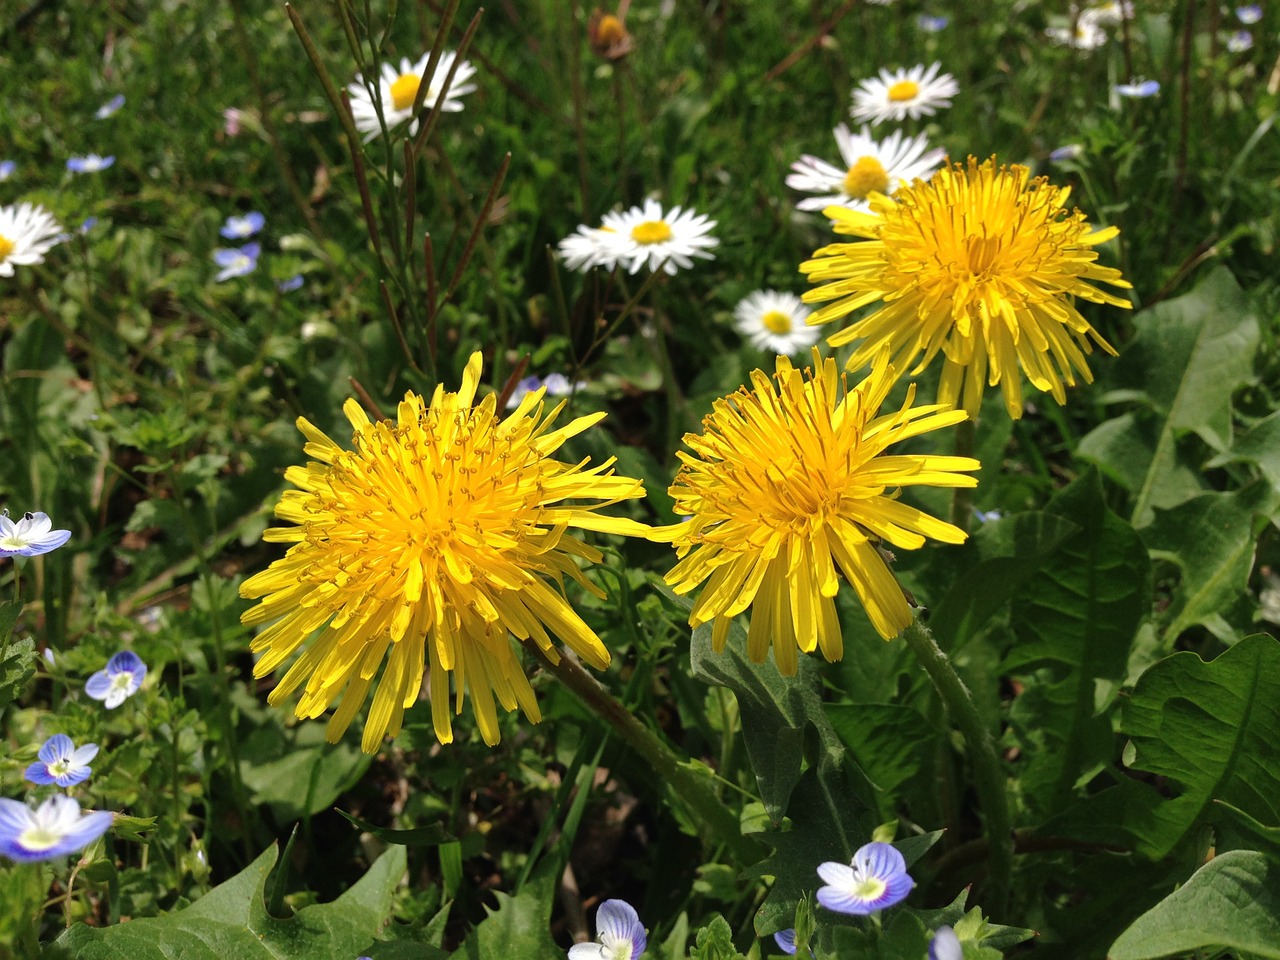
1227;30;1254;52
816;842;914;915
66;154;116;174
25;734;99;787
0;160;14;181
94;95;126;119
212;242;261;282
277;274;305;293
0;511;72;558
85;651;147;709
568;899;646;960
1237;4;1262;24
929;925;963;960
772;929;815;956
220;211;265;240
917;14;949;31
0;795;113;863
1115;79;1160;97
973;508;1003;524
505;372;586;409
1049;144;1084;162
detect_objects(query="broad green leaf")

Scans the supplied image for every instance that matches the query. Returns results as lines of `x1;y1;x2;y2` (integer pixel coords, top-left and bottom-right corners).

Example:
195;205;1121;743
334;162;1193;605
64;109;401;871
0;635;37;715
238;710;372;821
336;809;453;847
690;914;746;960
46;843;407;959
1121;633;1280;859
1142;483;1279;644
1003;470;1150;815
825;703;937;821
453;856;562;960
929;511;1080;653
1206;408;1280;491
1077;266;1260;526
1214;800;1280;860
1109;851;1280;959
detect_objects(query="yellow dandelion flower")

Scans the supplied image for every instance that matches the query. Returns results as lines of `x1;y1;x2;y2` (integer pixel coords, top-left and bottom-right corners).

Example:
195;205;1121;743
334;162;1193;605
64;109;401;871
800;156;1133;420
240;352;651;752
651;349;979;674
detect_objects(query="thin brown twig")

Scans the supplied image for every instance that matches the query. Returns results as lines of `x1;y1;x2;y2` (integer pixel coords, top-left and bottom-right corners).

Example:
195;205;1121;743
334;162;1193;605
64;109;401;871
764;0;857;82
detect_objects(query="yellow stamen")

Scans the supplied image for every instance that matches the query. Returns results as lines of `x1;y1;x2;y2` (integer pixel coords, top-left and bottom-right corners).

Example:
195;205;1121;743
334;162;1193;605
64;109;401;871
631;220;672;245
843;156;891;200
390;73;421;112
761;310;792;334
887;80;920;102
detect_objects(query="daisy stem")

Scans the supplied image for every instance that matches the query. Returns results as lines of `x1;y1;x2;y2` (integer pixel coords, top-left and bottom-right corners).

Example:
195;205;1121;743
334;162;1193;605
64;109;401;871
900;617;1011;914
524;641;767;866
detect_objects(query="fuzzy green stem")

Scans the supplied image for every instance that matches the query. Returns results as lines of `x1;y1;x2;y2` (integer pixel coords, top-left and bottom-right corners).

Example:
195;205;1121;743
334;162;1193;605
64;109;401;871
901;618;1011;913
524;642;766;866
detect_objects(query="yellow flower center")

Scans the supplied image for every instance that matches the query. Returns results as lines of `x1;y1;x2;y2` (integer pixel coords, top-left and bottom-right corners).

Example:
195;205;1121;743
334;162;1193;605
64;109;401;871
0;235;13;262
390;73;421;112
631;220;672;245
596;13;626;44
887;80;920;102
843;156;891;199
855;876;888;901
761;310;793;334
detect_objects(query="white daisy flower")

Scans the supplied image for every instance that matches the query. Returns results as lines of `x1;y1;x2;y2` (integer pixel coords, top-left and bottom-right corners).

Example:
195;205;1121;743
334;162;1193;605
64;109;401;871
600;198;718;276
733;290;820;355
786;124;945;212
850;62;959;124
347;51;477;141
1046;13;1109;49
0;205;64;278
556;224;627;272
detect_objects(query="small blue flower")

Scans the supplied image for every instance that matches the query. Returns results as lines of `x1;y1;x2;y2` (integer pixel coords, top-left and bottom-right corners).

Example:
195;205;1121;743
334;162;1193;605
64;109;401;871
816;842;914;916
277;274;305;293
0;795;113;863
1237;4;1262;24
973;508;1003;524
80;217;99;233
917;14;949;31
66;154;116;174
0;160;14;181
212;242;261;282
771;929;815;957
1115;79;1160;97
25;734;99;787
1049;144;1084;162
929;925;963;960
505;372;586;409
568;899;646;960
1227;29;1254;52
85;651;147;709
0;511;72;558
94;95;126;120
220;211;265;240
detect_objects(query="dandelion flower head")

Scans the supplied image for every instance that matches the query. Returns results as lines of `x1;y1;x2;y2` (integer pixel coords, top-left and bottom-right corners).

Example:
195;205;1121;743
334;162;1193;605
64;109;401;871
240;352;652;752
801;157;1132;420
652;349;977;672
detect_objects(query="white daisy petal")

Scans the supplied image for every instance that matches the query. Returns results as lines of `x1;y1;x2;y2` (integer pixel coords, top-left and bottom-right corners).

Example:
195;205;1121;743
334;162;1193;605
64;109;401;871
348;50;477;141
599;199;718;276
733;290;820;355
0;204;64;278
850;61;959;125
788;124;946;214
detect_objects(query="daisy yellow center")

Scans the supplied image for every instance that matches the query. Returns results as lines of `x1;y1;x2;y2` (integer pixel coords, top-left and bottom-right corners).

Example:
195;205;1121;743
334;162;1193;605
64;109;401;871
843;156;890;199
0;235;14;262
761;310;793;334
596;13;626;44
631;220;672;244
390;73;421;111
887;80;920;102
801;157;1134;421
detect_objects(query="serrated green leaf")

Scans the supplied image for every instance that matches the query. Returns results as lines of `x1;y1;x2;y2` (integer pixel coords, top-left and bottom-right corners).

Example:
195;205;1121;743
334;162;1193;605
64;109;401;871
1121;633;1280;859
825;703;937;821
1206;408;1280;490
1003;470;1149;816
1142;483;1279;644
0;634;37;713
454;856;562;960
691;914;745;960
1077;266;1260;526
1109;851;1280;959
45;843;406;960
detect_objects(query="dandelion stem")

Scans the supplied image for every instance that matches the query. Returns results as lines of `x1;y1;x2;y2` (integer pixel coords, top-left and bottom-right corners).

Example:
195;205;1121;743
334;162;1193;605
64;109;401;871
900;618;1011;913
523;641;767;866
